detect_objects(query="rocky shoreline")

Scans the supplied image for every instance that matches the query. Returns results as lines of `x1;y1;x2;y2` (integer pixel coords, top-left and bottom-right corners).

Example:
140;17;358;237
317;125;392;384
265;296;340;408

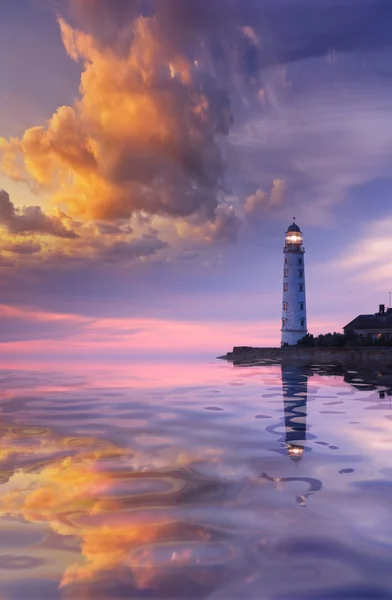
218;346;392;366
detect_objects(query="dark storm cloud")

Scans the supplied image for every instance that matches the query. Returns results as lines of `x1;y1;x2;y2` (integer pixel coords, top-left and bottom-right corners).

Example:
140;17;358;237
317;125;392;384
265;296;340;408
0;190;78;239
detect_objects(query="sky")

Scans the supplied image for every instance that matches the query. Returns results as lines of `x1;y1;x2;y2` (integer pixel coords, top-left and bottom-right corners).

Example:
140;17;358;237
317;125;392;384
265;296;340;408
1;0;392;359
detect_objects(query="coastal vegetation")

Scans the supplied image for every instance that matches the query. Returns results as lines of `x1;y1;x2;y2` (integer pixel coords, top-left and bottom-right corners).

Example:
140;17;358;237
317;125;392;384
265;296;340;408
297;332;392;347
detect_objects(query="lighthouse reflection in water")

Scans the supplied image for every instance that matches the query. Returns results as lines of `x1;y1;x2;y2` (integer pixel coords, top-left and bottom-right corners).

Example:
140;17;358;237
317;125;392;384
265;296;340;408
271;365;313;462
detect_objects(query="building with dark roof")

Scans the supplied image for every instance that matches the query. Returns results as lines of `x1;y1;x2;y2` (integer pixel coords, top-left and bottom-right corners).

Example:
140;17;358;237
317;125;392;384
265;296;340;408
344;304;392;340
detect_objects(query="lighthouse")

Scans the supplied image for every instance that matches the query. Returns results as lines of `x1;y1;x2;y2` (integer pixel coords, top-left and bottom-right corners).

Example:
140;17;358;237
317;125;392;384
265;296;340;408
281;221;307;346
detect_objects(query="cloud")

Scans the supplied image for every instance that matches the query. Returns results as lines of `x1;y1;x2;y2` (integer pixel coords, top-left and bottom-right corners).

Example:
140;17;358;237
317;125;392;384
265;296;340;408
206;205;242;241
333;215;392;284
176;204;241;243
232;67;392;228
0;190;169;266
0;106;96;187
264;0;392;67
0;7;236;234
95;221;132;235
67;0;141;49
96;235;167;263
177;251;200;261
0;254;14;268
244;179;286;219
242;26;260;47
0;304;91;343
159;0;392;68
4;241;42;255
0;190;78;238
0;302;280;354
2;0;391;274
148;0;392;70
6;0;387;240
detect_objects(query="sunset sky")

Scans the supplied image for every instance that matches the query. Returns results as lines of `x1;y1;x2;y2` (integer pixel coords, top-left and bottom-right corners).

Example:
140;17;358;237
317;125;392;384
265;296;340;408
1;0;392;359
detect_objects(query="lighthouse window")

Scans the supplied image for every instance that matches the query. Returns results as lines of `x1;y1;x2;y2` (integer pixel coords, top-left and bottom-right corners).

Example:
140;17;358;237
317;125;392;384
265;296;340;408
284;269;288;277
298;258;302;265
283;301;287;310
284;258;288;265
299;284;303;292
300;302;304;310
301;319;305;327
299;270;303;277
282;318;286;329
283;283;288;291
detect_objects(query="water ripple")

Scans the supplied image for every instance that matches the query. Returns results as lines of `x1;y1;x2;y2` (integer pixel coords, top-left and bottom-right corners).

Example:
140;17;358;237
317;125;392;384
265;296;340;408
0;361;391;598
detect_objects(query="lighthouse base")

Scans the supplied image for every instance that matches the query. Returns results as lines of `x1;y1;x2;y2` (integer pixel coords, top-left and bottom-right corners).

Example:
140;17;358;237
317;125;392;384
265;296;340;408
281;329;307;346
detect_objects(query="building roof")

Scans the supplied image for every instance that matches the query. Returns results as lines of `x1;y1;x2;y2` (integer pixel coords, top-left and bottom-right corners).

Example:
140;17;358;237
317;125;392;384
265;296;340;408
287;222;301;233
344;310;392;331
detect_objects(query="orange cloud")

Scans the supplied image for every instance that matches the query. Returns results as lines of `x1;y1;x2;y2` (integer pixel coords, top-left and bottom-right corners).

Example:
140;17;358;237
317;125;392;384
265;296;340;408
0;189;77;238
0;187;173;265
1;106;95;187
0;10;233;234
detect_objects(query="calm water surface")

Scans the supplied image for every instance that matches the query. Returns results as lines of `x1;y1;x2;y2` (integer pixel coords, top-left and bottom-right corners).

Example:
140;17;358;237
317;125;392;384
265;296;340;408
0;358;392;599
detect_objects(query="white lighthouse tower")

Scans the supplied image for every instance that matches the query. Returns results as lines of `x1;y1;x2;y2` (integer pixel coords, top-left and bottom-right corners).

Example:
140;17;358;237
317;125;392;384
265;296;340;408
281;221;307;346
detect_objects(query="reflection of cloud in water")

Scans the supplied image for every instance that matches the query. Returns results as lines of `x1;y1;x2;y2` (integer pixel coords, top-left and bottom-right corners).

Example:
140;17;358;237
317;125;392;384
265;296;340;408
0;426;243;595
0;418;330;596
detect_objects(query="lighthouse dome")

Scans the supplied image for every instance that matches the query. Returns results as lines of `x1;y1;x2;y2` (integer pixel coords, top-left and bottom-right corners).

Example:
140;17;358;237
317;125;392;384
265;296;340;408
287;222;301;233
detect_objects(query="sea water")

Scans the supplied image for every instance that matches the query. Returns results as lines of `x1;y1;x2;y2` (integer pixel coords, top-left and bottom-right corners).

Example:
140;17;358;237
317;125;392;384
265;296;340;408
0;359;391;599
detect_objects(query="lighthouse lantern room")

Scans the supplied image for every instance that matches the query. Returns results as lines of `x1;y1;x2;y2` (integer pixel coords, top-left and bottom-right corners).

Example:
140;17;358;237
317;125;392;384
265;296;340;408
281;220;307;346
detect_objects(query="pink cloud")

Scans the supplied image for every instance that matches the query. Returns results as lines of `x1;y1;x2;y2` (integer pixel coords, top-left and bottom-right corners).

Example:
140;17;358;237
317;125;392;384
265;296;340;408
0;303;276;357
0;303;88;323
0;304;341;362
0;316;276;357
